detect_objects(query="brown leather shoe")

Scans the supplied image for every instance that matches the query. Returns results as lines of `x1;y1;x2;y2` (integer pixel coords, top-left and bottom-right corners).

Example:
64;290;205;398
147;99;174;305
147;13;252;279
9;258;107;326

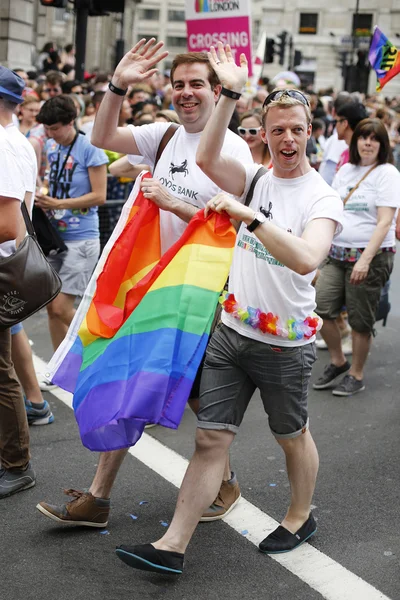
200;472;241;522
36;489;110;527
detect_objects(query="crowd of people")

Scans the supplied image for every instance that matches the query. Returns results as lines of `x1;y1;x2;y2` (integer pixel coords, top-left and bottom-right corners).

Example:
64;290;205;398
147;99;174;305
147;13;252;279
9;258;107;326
0;35;399;577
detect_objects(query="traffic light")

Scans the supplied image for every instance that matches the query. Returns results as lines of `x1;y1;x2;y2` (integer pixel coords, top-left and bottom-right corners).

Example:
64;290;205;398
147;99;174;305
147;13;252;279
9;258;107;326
74;0;124;12
40;0;68;6
293;50;302;68
264;38;275;64
277;31;287;66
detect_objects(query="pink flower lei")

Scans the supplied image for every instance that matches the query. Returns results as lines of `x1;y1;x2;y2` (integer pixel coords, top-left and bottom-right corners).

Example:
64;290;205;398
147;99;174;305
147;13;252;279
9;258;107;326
219;292;322;341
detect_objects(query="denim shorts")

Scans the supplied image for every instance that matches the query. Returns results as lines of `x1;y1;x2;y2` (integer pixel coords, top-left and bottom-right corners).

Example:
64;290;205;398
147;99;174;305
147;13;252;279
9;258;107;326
197;324;317;438
47;239;100;297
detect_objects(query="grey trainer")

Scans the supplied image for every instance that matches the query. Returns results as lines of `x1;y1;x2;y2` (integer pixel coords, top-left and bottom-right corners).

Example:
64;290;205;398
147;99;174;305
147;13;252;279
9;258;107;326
313;361;351;390
332;374;365;396
0;463;36;499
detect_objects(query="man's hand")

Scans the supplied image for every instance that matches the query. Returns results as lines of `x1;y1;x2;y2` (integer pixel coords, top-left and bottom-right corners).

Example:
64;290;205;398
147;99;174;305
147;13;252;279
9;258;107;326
208;42;248;93
205;192;253;223
350;258;370;285
141;178;177;212
35;193;60;210
112;38;169;89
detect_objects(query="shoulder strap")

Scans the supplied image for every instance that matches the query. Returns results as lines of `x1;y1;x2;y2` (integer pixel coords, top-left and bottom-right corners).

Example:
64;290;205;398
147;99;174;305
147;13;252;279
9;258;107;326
343;164;377;205
154;123;180;170
244;166;268;207
21;202;36;237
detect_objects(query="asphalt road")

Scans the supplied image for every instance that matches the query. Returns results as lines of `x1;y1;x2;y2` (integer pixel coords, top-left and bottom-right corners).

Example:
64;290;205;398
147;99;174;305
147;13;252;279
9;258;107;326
1;248;399;600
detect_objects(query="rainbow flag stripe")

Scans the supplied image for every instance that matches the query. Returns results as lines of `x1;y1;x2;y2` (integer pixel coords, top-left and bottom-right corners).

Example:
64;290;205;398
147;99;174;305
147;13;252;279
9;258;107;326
369;26;400;91
47;174;236;451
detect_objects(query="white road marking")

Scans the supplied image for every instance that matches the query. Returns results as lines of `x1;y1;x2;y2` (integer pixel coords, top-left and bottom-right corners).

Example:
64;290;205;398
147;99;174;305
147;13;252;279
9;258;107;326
33;354;392;600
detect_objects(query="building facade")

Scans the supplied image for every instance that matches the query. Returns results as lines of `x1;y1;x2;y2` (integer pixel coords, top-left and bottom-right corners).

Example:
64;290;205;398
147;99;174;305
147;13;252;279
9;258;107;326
1;0;400;95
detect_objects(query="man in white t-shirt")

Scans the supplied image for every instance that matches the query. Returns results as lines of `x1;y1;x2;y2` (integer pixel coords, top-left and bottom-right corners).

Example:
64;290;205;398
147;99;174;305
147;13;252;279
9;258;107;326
0;67;36;498
115;44;343;575
37;40;252;528
4;121;55;427
318;92;351;185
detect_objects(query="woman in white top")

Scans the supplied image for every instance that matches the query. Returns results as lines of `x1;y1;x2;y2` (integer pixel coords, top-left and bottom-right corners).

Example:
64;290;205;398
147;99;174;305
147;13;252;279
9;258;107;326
314;118;399;396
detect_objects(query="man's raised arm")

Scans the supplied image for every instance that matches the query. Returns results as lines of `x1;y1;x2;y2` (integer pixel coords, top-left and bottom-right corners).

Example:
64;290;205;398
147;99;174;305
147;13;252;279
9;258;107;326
196;43;248;197
91;38;168;154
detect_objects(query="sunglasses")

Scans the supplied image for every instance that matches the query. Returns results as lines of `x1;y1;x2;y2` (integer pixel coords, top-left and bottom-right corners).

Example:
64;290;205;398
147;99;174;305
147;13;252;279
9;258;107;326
263;90;309;108
333;118;347;125
238;126;262;136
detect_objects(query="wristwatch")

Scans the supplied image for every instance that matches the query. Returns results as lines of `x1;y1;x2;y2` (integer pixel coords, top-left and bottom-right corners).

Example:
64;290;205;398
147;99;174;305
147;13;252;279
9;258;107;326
247;211;267;233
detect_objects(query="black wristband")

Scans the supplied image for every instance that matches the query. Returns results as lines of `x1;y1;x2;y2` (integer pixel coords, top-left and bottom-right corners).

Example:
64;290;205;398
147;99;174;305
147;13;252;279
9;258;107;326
108;81;127;96
220;87;241;100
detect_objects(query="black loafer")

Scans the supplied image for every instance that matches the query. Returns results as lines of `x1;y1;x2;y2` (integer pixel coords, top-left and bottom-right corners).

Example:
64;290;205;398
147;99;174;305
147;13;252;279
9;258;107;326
259;513;317;554
116;543;184;574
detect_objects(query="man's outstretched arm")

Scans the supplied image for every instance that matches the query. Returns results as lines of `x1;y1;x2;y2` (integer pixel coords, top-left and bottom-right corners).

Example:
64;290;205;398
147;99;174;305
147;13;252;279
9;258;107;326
91;38;168;154
196;43;248;197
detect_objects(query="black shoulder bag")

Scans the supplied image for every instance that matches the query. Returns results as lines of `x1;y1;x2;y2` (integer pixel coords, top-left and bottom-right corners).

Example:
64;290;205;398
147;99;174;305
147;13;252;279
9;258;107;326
0;202;62;331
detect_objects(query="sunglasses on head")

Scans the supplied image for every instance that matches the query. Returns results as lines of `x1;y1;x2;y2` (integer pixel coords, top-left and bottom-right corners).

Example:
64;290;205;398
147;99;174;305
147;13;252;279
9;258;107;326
238;126;262;136
263;90;309;108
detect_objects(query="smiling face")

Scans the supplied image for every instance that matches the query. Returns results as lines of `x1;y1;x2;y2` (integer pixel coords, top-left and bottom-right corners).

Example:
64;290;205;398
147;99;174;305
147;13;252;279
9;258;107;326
171;63;221;133
263;105;311;178
239;115;264;152
357;133;380;166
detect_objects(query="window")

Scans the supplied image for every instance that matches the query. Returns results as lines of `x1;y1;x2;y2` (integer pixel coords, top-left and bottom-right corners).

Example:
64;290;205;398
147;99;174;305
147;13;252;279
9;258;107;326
167;37;187;48
299;13;318;35
139;9;160;20
168;10;185;22
54;7;66;22
352;13;373;37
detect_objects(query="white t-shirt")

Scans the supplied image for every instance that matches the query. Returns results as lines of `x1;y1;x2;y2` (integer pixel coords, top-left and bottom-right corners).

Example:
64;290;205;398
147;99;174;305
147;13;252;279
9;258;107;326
128;122;252;253
319;130;348;185
331;162;400;248
222;166;344;347
0;126;26;258
6;124;37;196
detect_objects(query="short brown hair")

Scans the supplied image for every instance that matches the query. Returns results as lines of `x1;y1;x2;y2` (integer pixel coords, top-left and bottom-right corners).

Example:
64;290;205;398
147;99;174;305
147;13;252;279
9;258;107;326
46;70;64;86
170;52;220;90
349;118;393;166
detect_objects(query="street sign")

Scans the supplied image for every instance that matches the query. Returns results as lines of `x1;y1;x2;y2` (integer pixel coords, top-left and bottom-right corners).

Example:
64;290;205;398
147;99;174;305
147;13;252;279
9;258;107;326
185;0;253;75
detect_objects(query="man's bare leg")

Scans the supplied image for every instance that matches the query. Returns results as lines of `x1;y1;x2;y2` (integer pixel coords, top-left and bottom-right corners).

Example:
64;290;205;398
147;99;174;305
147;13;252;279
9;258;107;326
320;319;347;367
188;398;231;480
278;430;319;534
89;449;129;498
152;428;234;553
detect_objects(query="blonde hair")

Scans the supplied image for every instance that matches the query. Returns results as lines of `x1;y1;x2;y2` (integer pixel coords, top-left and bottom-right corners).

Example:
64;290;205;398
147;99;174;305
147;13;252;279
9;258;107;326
262;91;312;125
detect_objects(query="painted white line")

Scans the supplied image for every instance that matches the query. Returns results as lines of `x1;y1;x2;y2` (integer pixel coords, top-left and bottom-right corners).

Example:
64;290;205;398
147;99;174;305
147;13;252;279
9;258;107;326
33;354;392;600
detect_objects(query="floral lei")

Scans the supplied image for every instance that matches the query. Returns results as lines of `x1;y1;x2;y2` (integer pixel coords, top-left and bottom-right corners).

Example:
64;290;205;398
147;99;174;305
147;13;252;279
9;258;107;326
219;292;322;341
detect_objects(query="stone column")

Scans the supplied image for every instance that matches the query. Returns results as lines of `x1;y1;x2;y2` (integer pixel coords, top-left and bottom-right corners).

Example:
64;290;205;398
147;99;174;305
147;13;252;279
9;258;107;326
0;0;36;69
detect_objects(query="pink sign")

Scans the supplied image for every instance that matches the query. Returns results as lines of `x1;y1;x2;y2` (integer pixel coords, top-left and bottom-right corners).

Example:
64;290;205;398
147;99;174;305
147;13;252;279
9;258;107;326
186;16;253;76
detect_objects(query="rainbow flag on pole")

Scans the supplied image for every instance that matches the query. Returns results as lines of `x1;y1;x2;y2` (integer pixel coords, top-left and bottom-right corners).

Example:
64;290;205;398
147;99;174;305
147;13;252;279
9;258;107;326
47;173;236;451
369;26;400;91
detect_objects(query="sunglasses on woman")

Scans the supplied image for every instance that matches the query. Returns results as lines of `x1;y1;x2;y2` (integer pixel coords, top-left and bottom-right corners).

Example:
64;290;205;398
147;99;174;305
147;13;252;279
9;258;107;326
263;90;309;108
238;126;262;136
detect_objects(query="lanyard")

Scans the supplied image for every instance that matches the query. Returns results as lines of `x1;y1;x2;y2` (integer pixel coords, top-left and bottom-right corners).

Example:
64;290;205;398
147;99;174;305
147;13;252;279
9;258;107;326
51;132;78;198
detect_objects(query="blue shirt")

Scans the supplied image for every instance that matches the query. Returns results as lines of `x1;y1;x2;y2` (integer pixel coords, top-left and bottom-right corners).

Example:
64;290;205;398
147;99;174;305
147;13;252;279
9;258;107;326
45;133;108;241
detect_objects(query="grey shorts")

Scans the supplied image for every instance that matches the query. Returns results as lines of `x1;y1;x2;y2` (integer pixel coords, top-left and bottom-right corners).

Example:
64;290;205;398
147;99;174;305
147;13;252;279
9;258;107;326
315;252;394;334
47;239;100;297
197;324;317;439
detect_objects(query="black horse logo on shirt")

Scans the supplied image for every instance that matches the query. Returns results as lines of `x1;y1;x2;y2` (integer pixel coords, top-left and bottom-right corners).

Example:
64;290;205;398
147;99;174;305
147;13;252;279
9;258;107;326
169;159;189;179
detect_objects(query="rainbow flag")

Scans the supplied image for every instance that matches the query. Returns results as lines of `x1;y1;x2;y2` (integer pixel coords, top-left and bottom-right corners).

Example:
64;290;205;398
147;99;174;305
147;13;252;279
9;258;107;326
369;26;400;91
47;173;236;451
